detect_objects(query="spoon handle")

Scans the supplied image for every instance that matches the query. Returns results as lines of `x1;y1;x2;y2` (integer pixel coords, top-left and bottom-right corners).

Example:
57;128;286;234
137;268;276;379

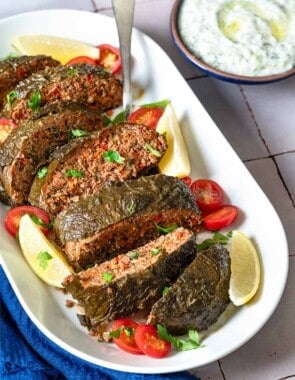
112;0;135;114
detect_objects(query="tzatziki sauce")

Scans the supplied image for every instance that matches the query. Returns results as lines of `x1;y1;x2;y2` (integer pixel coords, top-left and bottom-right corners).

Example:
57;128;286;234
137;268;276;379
178;0;295;76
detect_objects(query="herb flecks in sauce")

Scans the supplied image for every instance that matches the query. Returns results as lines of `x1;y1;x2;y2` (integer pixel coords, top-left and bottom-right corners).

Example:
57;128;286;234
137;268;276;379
179;0;295;76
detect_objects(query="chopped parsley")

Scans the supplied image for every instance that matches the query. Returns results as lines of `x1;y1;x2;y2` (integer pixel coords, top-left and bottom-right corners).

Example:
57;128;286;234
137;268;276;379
162;286;169;296
102;272;114;283
145;143;161;157
37;167;48;179
30;215;53;230
68;67;77;76
28;90;42;113
69;129;89;139
128;251;139;260
37;251;52;270
109;326;135;339
103;150;125;164
65;169;84;178
156;224;178;234
6;90;18;105
197;231;232;250
157;324;203;351
151;247;161;256
126;200;135;214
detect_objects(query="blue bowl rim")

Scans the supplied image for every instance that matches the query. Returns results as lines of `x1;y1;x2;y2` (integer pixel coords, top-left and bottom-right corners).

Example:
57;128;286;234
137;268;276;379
170;0;295;84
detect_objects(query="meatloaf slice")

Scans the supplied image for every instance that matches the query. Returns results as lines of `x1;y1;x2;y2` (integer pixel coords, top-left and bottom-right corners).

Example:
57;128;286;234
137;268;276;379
36;123;167;217
148;244;231;335
2;63;122;123
54;174;202;271
0;102;105;205
0;55;60;109
63;227;196;338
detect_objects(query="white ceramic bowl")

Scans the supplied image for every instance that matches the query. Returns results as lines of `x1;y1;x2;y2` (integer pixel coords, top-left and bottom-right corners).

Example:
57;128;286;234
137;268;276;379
170;0;295;84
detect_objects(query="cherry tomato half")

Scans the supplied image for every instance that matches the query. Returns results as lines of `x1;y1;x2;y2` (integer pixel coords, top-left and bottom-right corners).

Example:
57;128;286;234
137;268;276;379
134;324;171;358
0;118;17;144
128;107;164;129
203;205;238;231
4;205;51;238
190;179;224;212
96;44;121;75
181;176;193;187
112;319;143;355
66;56;97;65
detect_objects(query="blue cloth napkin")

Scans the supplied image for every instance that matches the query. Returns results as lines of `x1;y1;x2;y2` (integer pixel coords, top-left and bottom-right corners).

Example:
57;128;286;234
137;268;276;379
0;266;200;380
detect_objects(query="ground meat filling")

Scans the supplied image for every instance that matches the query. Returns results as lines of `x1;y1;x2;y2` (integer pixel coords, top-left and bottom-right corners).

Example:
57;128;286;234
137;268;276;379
2;63;122;123
0;55;60;108
64;208;202;271
41;123;167;216
0;103;105;205
62;228;197;331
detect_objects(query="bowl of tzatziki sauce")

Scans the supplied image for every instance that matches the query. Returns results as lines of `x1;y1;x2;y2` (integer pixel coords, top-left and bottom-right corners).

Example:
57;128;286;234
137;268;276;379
171;0;295;84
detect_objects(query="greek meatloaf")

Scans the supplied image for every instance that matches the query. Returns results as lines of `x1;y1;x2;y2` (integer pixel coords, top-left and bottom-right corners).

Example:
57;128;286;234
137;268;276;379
0;102;105;205
54;174;202;271
33;122;167;216
148;244;231;334
63;227;196;340
0;55;60;109
2;63;122;123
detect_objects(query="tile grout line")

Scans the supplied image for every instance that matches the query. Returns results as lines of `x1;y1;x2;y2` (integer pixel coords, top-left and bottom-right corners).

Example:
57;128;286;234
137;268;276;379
239;85;295;208
218;360;227;380
243;149;295;163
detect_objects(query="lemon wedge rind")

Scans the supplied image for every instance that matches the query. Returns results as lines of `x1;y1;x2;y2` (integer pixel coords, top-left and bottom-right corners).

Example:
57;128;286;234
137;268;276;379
229;230;261;306
18;214;72;288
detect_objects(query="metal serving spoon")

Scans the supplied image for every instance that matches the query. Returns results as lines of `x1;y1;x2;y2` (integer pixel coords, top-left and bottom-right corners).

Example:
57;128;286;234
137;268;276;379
112;0;135;115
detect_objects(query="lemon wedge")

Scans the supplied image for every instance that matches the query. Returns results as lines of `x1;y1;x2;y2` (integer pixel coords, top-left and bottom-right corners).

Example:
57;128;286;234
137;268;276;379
229;230;261;306
11;35;100;64
156;103;191;177
18;214;72;287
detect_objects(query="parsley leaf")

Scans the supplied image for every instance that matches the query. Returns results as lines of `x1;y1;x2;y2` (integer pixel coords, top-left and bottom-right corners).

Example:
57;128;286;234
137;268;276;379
102;272;114;283
109;327;122;338
145;143;161;157
128;251;139;260
102;114;112;127
37;251;52;270
28;90;42;113
103;150;125;164
156;224;178;234
126;200;135;214
65;169;84;178
111;109;128;125
109;326;135;339
68;67;77;76
162;286;169;296
30;215;53;229
197;231;232;250
151;248;161;256
6;90;18;105
37;167;48;179
69;129;89;139
140;99;170;108
157;324;203;351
